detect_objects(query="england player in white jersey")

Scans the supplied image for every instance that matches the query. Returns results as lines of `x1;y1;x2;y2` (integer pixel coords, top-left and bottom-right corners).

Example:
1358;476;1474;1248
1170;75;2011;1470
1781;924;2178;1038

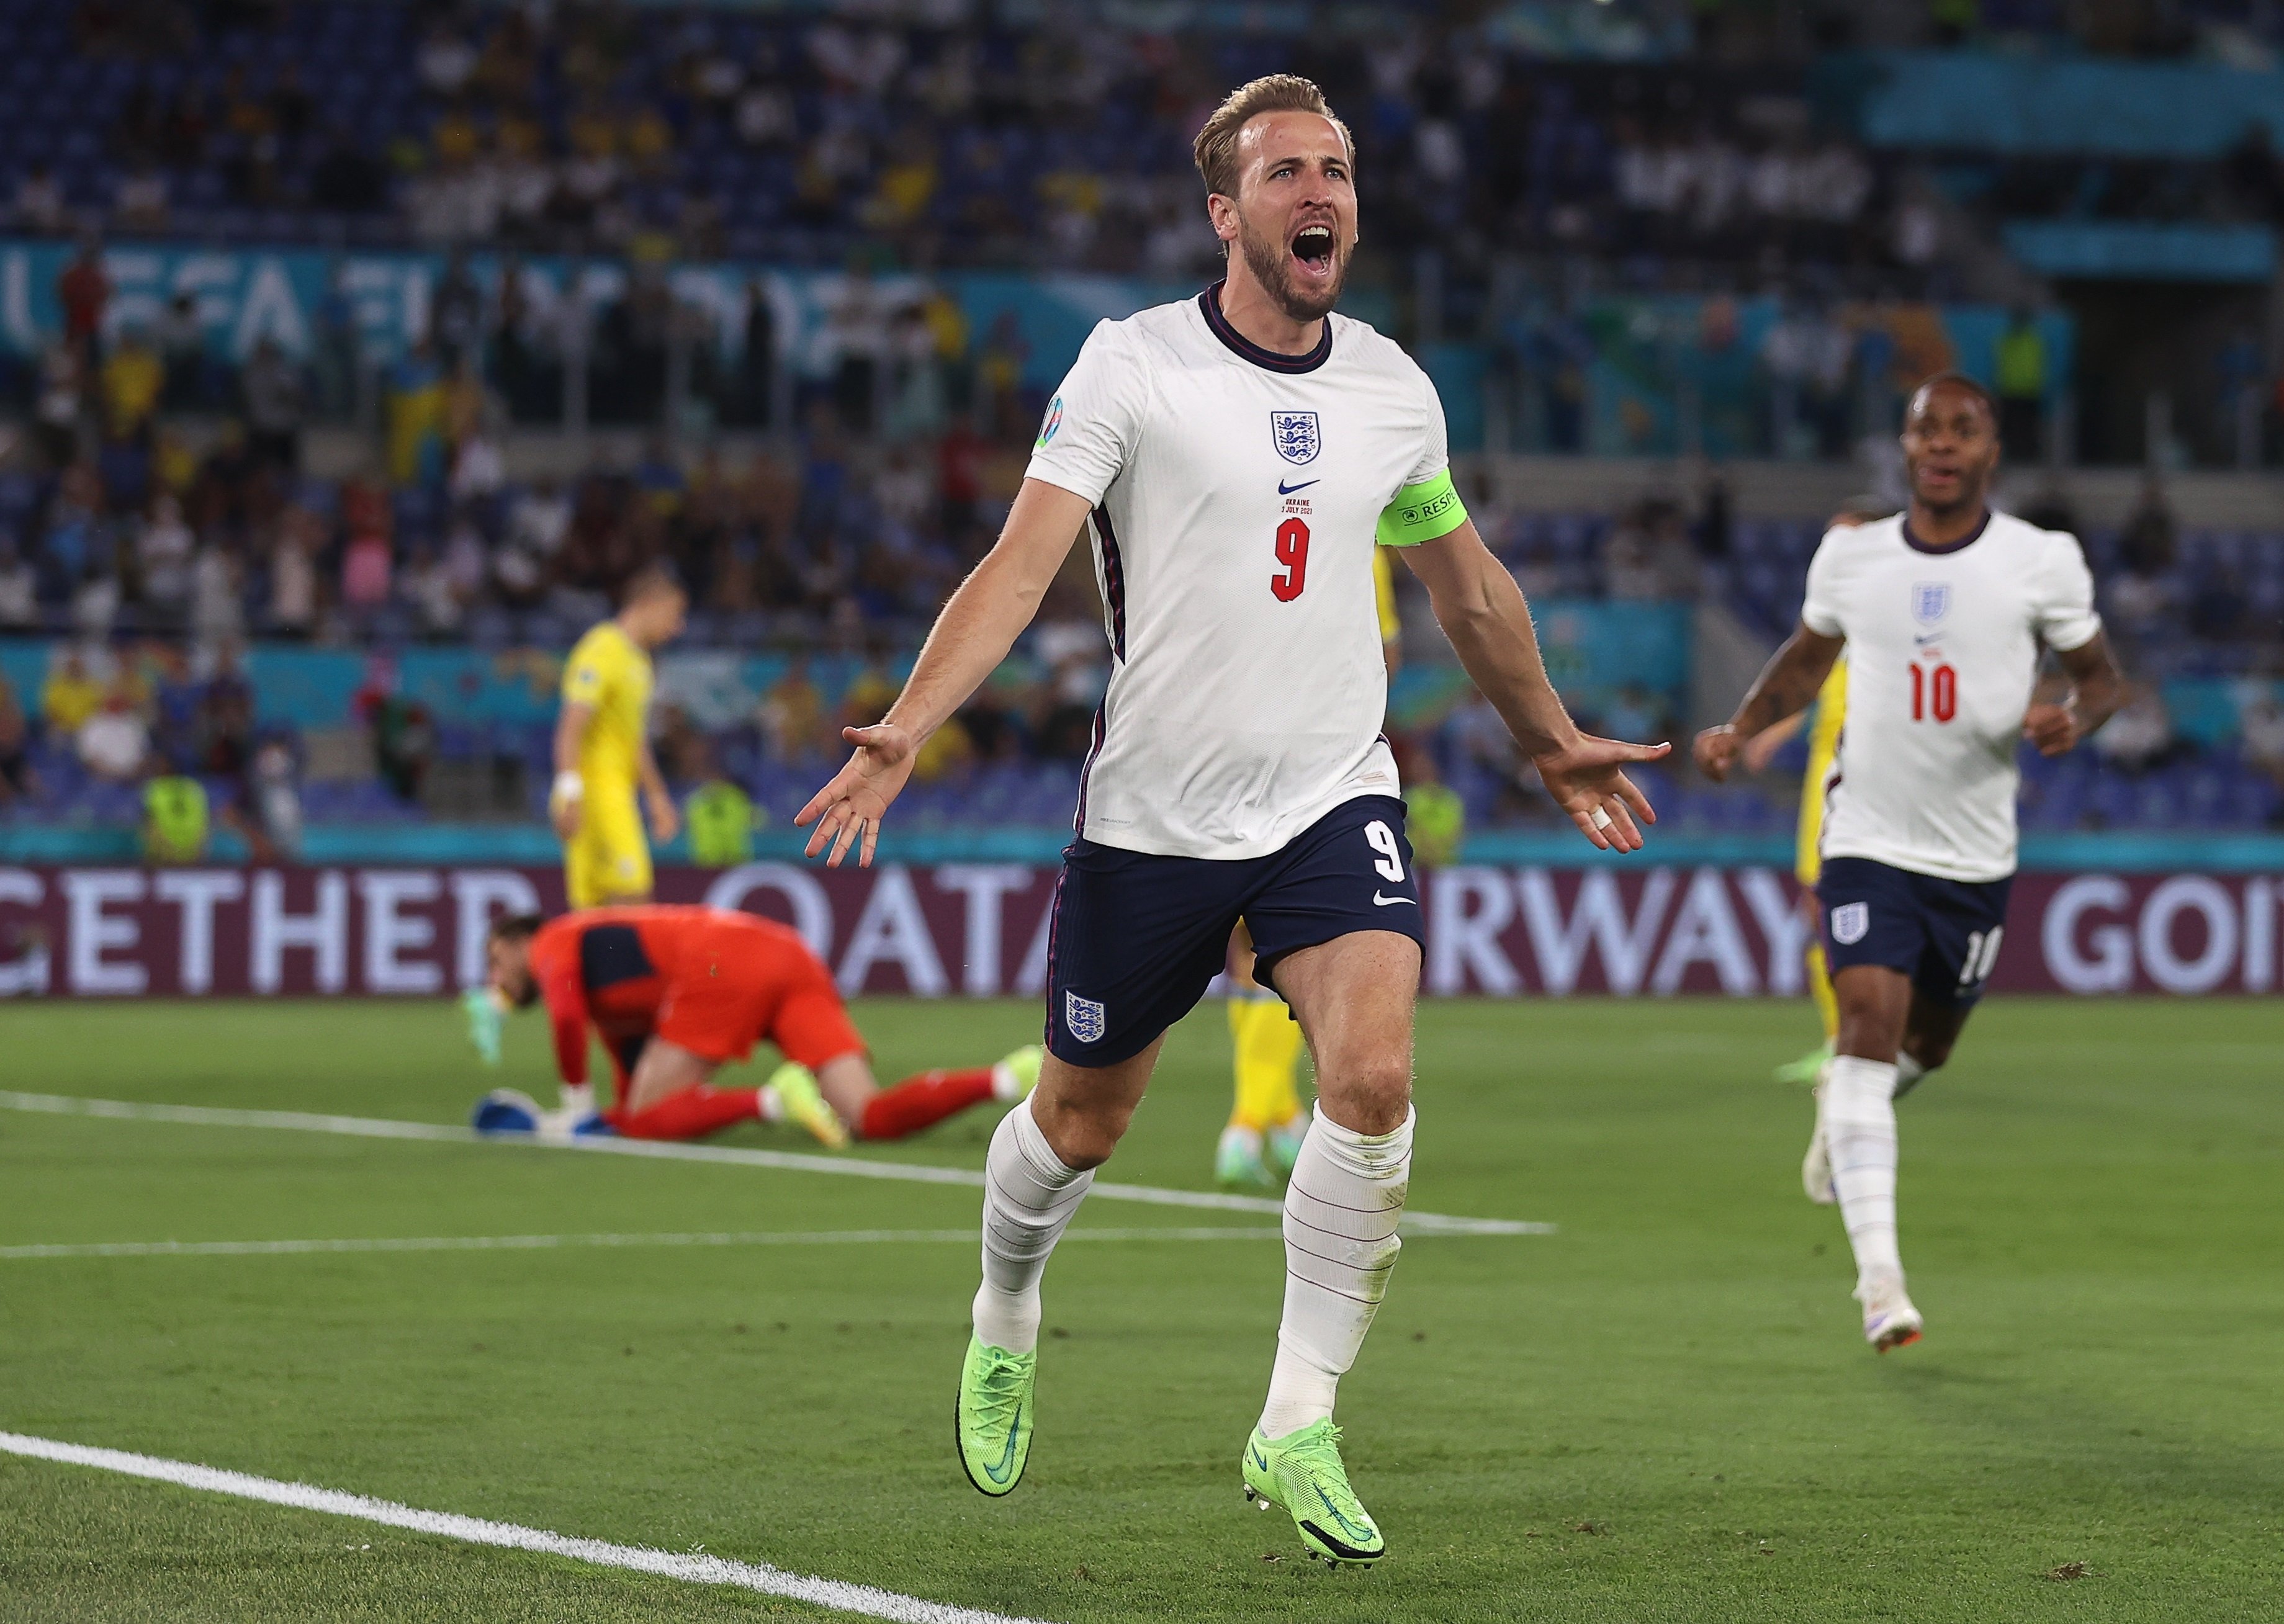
1696;375;2123;1352
798;75;1668;1565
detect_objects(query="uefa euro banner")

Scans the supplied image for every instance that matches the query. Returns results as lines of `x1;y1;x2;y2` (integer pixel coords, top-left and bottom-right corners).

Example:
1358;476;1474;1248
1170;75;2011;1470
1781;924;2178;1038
0;864;2275;1000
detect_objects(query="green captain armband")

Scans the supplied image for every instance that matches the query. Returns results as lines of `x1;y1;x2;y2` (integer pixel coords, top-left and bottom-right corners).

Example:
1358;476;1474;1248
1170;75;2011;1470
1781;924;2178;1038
1375;470;1468;547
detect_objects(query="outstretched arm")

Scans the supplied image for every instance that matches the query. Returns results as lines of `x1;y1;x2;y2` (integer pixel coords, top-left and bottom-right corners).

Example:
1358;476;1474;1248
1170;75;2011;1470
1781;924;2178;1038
2023;629;2125;756
1402;521;1671;852
796;477;1095;866
1694;621;1846;782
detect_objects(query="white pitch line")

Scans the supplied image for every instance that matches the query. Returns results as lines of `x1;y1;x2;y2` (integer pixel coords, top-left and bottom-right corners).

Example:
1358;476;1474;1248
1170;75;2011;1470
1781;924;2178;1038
0;1091;1550;1237
0;1430;1051;1624
0;1226;1280;1262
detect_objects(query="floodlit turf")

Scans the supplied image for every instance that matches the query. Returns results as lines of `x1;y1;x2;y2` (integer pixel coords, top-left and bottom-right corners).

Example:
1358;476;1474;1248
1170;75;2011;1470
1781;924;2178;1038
1;995;2278;1622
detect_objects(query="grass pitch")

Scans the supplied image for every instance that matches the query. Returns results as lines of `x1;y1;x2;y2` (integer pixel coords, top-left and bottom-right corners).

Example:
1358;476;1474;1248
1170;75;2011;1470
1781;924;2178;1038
0;994;2277;1622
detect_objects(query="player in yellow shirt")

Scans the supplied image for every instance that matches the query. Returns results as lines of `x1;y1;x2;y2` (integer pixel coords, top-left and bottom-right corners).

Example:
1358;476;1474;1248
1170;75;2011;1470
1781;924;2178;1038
553;563;687;910
1747;501;1887;1082
1215;550;1406;1188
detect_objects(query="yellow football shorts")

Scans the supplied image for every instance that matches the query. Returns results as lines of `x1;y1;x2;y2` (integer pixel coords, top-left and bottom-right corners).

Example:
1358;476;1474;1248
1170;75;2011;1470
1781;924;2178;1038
564;783;653;910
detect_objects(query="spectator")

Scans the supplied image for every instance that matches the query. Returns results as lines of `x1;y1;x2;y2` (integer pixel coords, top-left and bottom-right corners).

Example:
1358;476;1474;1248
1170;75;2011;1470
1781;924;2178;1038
189;543;245;646
114;164;168;233
0;670;35;806
137;492;196;618
34;344;84;470
228;735;303;860
267;506;321;637
13;164;65;234
1995;308;2047;461
56;238;109;367
341;521;393;616
77;682;151;782
760;655;828;760
155;291;207;411
241;338;305;471
2093;684;2178;777
41;646;106;737
99;325;164;442
0;541;37;629
2241;689;2284;792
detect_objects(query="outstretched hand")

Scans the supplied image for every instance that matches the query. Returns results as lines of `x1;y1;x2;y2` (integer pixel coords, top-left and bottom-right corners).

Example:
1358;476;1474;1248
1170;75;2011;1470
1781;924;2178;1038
1533;733;1670;853
794;723;919;867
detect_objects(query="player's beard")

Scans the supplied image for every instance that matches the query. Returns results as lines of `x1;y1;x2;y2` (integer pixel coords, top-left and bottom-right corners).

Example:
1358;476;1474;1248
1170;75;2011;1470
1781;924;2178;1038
1233;208;1348;327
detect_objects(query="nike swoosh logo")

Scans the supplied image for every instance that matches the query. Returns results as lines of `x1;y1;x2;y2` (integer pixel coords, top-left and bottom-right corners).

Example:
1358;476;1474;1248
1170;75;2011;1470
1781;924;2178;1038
981;1401;1022;1484
1313;1482;1374;1542
1914;633;1942;645
1251;1445;1270;1473
1278;479;1320;495
1372;892;1416;907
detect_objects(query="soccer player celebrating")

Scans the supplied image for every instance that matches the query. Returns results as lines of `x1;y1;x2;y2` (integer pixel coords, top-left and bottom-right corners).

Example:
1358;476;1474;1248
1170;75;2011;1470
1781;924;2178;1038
479;906;1041;1146
1696;375;2122;1352
555;563;687;909
798;76;1665;1565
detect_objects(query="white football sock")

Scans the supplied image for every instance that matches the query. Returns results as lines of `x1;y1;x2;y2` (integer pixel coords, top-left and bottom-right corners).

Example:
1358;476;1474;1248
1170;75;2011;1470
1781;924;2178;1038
1891;1051;1929;1100
556;1082;595;1119
973;1095;1093;1355
1258;1102;1413;1440
753;1085;785;1123
1825;1056;1902;1285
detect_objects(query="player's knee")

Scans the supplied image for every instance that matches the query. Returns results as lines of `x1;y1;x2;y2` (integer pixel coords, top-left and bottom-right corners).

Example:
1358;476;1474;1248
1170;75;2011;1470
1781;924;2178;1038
1905;1033;1955;1072
1319;1053;1412;1136
1031;1092;1129;1171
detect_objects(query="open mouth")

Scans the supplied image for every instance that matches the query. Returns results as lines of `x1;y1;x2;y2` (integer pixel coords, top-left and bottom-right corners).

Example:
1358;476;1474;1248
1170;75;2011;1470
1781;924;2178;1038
1290;223;1336;277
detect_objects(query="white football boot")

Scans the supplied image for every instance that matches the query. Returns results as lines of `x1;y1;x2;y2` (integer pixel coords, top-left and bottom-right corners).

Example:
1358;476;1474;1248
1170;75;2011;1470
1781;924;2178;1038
1801;1069;1837;1205
1856;1270;1923;1352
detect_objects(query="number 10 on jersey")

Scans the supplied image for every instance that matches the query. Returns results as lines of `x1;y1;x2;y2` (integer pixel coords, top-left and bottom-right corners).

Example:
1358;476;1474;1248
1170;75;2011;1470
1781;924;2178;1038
1910;661;1957;723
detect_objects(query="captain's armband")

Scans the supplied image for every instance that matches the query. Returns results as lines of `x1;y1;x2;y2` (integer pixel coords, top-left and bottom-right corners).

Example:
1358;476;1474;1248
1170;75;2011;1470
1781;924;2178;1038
1375;470;1468;547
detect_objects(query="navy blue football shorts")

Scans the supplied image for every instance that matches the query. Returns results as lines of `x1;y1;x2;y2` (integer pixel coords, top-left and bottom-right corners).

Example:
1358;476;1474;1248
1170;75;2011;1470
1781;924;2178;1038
1818;855;2014;1009
1041;794;1424;1066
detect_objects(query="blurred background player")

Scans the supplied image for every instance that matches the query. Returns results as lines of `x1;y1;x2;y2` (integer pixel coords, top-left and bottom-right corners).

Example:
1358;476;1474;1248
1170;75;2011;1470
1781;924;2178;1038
1216;547;1411;1190
554;562;688;908
477;905;1040;1147
464;563;688;1061
1697;375;2121;1353
1216;923;1310;1189
1743;496;1896;1085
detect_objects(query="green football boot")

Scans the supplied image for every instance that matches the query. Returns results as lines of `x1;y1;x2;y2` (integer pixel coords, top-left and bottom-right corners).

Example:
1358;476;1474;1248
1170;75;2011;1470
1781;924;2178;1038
461;986;505;1067
956;1334;1036;1496
1242;1420;1387;1567
1266;1115;1309;1182
767;1061;848;1149
1774;1040;1832;1086
995;1044;1043;1100
1216;1125;1277;1190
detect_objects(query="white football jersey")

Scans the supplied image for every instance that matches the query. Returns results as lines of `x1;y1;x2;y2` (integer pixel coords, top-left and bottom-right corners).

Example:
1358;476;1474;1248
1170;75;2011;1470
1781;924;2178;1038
1024;287;1448;859
1801;509;2102;882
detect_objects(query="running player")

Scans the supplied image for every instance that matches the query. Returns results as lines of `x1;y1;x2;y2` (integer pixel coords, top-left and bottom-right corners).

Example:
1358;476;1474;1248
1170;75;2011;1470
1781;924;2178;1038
1743;497;1894;1085
477;906;1041;1147
555;563;686;910
798;76;1665;1564
1695;375;2121;1352
1216;547;1401;1190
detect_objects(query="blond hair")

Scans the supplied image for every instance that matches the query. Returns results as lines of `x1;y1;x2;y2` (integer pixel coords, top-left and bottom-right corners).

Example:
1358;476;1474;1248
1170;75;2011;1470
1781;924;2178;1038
1191;74;1354;200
